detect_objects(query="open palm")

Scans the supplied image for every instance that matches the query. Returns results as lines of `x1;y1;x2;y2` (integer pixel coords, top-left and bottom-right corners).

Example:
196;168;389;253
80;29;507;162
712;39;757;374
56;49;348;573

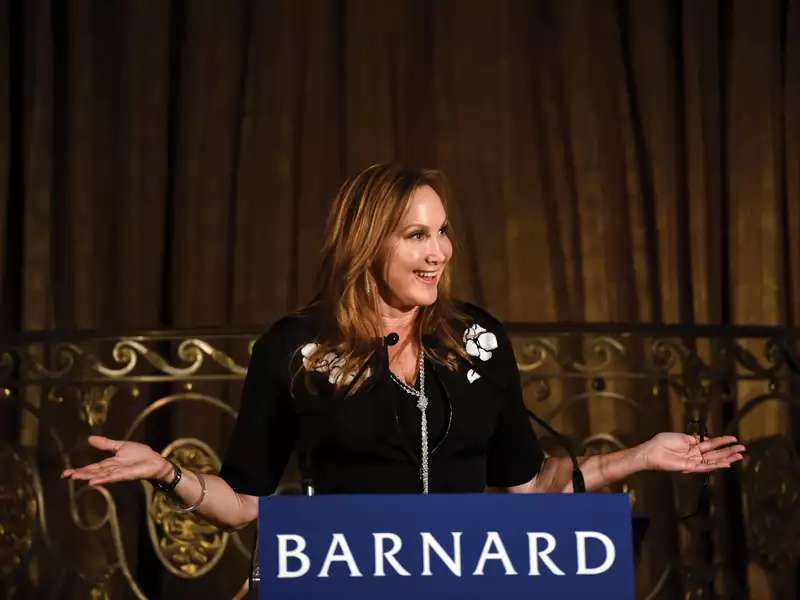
62;435;171;486
641;432;745;473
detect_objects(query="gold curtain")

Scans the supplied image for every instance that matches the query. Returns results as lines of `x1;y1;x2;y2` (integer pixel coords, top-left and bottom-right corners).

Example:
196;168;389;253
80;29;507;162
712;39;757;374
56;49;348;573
3;0;798;330
2;0;799;598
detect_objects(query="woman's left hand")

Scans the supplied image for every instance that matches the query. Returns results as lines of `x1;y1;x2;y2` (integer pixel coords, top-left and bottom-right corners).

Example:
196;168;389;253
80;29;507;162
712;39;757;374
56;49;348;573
638;432;745;473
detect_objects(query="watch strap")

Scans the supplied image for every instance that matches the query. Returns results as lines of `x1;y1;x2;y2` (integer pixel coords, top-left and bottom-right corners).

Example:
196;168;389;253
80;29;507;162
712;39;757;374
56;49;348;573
152;459;181;493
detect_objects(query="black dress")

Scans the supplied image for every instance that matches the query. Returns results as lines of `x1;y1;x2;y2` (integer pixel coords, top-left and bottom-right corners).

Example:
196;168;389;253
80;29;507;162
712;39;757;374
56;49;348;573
218;303;544;495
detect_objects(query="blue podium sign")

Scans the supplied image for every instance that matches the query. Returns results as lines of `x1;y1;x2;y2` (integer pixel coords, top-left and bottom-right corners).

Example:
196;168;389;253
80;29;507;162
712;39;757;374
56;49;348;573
258;493;634;599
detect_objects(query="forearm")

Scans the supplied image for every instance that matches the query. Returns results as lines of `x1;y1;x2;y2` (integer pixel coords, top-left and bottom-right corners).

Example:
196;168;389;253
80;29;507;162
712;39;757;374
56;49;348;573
519;446;645;494
575;446;643;492
164;468;258;530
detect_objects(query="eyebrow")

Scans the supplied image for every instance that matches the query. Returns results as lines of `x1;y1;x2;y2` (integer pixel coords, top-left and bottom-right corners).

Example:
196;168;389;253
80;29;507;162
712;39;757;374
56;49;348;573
402;221;449;230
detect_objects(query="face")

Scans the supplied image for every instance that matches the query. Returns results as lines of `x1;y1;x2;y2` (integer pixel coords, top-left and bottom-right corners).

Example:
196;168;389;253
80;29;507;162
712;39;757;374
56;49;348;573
379;185;453;311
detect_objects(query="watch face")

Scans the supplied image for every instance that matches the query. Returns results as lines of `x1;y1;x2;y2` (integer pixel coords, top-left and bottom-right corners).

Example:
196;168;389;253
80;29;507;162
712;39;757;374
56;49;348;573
154;462;181;492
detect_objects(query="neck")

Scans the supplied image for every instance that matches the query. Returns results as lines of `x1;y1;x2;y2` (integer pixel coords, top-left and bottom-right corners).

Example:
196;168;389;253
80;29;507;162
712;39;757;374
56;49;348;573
378;298;420;336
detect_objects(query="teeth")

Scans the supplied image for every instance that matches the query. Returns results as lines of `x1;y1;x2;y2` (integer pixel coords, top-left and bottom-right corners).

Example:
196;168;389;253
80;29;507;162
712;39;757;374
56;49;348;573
415;271;437;279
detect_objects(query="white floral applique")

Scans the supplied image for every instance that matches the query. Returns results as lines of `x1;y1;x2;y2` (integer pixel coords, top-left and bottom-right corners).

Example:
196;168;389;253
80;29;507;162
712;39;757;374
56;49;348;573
300;342;369;385
462;323;498;383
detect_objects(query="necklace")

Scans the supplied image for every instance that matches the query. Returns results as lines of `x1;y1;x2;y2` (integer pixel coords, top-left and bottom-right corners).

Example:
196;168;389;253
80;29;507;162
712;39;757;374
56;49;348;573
388;350;429;494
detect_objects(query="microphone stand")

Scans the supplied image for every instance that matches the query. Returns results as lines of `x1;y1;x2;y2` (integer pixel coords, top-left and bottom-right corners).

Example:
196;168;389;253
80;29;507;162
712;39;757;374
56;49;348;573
524;408;586;493
456;340;587;494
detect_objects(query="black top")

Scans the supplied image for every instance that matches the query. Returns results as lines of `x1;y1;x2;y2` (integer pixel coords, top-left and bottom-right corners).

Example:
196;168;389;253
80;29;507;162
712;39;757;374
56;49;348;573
391;360;448;456
219;303;544;495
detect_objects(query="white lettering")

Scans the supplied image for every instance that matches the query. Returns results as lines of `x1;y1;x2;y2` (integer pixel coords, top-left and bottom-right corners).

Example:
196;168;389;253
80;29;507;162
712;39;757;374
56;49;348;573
473;531;517;576
281;529;616;580
526;533;565;576
318;533;363;578
373;533;411;576
575;531;616;575
420;532;463;577
276;534;310;578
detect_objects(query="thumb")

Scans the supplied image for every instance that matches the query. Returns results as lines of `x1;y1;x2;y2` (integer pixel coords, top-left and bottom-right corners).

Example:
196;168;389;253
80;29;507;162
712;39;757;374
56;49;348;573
88;435;123;453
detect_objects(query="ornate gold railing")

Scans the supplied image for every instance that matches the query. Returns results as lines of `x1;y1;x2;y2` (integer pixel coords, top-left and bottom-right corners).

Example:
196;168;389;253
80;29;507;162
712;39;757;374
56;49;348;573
1;324;798;599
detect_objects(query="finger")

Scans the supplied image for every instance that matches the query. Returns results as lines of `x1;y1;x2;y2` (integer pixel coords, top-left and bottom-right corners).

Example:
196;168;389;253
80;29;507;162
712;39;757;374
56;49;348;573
689;461;732;473
73;464;120;483
683;433;702;449
701;445;746;463
65;464;119;481
62;457;119;479
69;467;115;481
89;474;126;486
63;464;105;479
88;465;146;486
697;435;739;453
88;435;124;453
684;453;744;473
682;450;726;471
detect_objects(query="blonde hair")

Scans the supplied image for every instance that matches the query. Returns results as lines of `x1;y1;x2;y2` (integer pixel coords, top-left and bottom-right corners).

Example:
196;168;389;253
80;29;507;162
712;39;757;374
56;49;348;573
300;163;468;395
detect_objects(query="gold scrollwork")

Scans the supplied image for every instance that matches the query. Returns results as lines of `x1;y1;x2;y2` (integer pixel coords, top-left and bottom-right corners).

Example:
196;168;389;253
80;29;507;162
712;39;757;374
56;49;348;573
0;445;37;578
178;339;247;376
89;581;111;600
572;336;625;373
524;378;551;401
516;338;558;372
23;343;80;379
650;337;688;373
6;338;251;383
78;385;117;428
102;338;247;378
728;339;787;377
146;438;229;578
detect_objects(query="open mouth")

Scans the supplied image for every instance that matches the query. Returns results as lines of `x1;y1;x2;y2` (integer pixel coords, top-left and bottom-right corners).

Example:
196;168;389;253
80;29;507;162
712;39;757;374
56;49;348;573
414;270;439;284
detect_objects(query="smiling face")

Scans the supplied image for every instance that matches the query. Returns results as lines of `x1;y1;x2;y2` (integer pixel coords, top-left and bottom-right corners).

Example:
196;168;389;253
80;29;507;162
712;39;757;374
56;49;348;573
379;185;453;311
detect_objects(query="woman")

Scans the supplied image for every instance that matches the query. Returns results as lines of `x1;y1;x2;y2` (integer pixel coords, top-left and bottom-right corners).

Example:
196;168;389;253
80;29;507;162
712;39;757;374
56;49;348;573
62;164;744;530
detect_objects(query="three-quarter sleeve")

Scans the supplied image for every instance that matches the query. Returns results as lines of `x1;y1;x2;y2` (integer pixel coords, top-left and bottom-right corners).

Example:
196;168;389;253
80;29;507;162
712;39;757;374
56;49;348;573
485;325;544;487
218;322;297;496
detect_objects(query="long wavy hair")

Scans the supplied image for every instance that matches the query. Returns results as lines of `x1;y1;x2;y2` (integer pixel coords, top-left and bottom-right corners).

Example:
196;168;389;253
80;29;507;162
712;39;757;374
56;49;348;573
300;163;468;395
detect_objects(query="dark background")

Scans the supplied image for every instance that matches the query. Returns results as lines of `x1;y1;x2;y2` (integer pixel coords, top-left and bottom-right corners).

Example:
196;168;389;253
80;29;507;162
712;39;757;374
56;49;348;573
2;0;799;335
1;1;799;598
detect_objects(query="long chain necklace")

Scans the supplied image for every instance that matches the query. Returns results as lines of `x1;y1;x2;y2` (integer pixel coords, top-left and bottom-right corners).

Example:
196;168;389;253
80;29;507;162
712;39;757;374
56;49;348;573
389;349;429;494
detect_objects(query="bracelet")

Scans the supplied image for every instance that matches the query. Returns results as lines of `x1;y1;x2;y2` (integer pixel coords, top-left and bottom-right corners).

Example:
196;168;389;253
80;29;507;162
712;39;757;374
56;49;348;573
152;459;182;493
168;470;207;514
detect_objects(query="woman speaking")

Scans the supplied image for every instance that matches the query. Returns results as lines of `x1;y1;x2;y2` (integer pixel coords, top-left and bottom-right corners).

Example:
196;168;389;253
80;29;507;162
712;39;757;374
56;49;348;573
62;163;744;529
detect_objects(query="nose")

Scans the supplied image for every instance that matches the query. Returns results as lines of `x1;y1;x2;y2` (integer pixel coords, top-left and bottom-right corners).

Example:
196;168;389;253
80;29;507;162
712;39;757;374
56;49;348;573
426;236;447;265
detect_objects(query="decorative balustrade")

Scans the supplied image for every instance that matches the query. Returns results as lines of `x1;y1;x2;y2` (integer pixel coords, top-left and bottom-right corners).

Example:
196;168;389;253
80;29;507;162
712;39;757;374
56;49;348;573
1;324;798;599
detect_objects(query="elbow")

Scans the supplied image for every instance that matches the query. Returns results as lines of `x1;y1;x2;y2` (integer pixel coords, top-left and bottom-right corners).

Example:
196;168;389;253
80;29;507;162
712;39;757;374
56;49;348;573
505;475;538;494
527;457;574;493
230;493;259;530
203;492;259;531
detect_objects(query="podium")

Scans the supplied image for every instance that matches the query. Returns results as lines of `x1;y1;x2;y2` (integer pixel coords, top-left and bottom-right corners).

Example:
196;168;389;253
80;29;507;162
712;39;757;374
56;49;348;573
256;493;634;599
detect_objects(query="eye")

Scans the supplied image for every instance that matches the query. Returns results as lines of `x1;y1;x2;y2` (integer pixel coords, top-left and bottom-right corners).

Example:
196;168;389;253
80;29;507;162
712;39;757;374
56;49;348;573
439;224;450;236
408;230;426;240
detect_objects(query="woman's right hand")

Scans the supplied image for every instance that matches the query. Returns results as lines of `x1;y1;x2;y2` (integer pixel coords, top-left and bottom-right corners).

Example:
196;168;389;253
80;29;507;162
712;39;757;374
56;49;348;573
62;435;174;486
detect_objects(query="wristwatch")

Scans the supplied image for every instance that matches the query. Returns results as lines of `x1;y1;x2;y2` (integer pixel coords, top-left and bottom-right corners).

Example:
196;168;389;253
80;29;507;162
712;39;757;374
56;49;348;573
152;459;182;493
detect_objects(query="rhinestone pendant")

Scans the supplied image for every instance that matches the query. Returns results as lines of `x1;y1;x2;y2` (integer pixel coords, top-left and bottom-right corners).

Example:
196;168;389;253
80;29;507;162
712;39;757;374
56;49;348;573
416;395;428;411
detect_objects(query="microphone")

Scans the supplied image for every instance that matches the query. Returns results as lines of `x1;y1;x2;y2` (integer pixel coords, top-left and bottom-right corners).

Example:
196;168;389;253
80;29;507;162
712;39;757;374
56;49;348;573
524;408;586;493
464;357;586;493
384;332;437;348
